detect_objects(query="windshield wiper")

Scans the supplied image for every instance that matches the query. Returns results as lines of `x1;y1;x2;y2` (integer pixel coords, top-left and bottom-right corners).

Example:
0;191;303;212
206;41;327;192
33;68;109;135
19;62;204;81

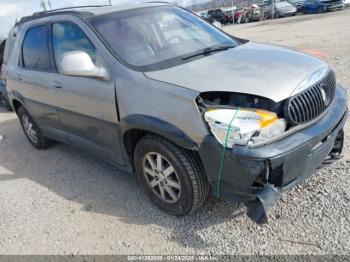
181;45;234;60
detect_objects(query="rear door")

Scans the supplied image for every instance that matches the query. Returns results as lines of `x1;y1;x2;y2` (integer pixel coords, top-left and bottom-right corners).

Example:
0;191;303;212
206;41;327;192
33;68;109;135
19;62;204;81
9;24;64;140
50;20;124;165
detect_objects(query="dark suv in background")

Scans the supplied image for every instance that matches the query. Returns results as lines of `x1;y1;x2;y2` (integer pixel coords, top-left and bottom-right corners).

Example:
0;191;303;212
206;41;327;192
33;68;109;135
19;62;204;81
205;8;228;24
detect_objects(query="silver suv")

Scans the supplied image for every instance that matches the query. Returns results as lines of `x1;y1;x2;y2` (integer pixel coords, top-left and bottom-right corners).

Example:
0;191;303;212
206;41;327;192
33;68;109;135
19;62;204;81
3;3;347;223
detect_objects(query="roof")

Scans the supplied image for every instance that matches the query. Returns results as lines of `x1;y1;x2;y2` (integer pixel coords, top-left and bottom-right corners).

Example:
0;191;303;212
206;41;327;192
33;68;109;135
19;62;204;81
82;2;171;15
17;2;171;26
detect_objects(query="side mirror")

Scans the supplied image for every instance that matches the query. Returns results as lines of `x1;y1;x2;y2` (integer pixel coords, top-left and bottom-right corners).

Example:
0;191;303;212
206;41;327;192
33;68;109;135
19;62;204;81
59;51;108;80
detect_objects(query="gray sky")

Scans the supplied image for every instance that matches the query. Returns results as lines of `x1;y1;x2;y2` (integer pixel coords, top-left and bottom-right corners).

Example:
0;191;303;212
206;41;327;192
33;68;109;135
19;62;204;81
0;0;194;38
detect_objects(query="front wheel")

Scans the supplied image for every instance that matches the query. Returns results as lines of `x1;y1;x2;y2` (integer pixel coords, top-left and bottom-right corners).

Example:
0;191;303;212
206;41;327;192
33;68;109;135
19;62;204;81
18;106;52;149
134;135;209;216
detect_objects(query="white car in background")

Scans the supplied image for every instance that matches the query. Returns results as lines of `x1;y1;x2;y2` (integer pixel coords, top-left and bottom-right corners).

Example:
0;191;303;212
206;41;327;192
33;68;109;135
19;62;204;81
344;0;350;6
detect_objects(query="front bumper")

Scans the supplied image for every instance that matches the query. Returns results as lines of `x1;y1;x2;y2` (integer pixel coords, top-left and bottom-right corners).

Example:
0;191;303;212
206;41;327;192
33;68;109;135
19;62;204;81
198;86;347;223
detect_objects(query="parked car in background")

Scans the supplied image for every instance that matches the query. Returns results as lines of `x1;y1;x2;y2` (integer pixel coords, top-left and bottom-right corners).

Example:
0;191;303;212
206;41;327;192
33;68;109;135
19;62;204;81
199;12;206;19
288;0;306;11
236;5;262;23
0;80;12;111
205;8;228;24
344;0;350;6
225;10;234;24
234;8;243;22
0;39;5;65
260;0;297;18
303;0;344;13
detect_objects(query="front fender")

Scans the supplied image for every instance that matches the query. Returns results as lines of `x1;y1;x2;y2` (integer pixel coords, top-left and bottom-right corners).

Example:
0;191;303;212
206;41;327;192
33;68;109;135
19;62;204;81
119;114;198;150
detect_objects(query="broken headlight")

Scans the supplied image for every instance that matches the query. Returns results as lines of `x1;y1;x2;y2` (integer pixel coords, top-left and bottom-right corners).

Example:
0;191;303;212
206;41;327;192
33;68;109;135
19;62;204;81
204;108;286;147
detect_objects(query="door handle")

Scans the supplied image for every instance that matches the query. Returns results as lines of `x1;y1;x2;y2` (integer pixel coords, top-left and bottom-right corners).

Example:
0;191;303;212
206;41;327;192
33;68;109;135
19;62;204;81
50;81;62;89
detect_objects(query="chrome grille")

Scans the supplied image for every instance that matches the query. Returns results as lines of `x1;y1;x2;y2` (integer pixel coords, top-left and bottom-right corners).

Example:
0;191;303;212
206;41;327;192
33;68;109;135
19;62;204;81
286;70;336;125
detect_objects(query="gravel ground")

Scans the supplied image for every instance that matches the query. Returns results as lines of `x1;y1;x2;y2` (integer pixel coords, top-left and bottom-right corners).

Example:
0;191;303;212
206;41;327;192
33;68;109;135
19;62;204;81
0;9;350;255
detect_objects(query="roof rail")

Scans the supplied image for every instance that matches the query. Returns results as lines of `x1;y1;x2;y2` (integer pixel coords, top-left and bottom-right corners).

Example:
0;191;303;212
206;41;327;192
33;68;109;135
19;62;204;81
32;4;111;17
16;5;111;26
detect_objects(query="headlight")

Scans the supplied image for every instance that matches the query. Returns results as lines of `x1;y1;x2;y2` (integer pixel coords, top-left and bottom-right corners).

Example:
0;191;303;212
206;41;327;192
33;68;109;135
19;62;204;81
204;108;286;147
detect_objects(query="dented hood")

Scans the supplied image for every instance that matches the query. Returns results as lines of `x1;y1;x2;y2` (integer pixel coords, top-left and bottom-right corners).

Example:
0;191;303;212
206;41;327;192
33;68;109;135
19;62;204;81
145;42;328;102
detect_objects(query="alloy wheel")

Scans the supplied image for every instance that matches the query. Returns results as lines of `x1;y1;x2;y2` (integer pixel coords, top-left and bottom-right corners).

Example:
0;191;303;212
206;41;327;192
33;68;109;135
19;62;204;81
142;152;181;203
22;114;38;144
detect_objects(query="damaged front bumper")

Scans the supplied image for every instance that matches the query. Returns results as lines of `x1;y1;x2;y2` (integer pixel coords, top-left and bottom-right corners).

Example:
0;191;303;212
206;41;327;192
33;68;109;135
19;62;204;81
198;86;347;224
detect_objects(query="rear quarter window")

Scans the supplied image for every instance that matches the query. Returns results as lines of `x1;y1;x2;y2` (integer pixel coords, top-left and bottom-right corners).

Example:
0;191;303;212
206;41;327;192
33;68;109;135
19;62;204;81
3;29;16;65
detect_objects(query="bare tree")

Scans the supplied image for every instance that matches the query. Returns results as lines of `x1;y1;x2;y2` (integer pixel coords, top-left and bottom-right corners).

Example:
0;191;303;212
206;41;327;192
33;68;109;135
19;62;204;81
39;0;47;11
47;0;52;10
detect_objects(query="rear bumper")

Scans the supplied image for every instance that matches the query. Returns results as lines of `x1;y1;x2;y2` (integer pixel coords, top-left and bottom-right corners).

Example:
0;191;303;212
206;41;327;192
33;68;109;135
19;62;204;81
198;85;347;222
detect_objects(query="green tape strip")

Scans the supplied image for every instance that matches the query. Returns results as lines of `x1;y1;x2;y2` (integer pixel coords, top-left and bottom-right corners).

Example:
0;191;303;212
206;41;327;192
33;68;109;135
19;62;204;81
215;108;240;198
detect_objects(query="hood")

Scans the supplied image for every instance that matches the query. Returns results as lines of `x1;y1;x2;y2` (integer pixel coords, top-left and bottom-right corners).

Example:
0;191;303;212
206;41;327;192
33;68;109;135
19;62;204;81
145;42;328;102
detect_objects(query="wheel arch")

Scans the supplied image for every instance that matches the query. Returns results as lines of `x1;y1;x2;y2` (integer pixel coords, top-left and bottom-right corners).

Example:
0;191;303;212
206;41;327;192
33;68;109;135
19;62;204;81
11;99;23;114
120;114;200;169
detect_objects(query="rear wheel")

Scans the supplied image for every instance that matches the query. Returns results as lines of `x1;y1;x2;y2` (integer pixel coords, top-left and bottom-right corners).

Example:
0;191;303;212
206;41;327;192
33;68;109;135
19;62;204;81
18;106;52;149
134;135;209;216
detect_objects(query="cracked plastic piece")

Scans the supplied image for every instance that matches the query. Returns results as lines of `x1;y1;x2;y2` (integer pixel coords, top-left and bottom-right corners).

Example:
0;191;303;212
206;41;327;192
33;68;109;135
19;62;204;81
245;184;282;224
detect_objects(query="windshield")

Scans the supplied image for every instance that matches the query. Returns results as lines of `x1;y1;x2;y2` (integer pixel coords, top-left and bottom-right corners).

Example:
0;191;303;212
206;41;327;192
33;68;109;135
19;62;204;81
88;6;239;70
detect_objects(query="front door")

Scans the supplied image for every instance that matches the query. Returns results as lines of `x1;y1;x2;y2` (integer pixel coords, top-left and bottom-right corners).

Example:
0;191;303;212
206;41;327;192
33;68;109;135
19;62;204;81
50;21;124;165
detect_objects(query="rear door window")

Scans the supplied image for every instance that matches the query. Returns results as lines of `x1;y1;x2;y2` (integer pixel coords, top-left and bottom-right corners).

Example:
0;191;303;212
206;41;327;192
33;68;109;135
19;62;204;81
22;25;50;71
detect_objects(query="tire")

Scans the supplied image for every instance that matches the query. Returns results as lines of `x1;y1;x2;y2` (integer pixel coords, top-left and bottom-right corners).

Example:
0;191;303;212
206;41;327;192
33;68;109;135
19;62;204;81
18;106;52;149
134;135;209;216
317;6;323;13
